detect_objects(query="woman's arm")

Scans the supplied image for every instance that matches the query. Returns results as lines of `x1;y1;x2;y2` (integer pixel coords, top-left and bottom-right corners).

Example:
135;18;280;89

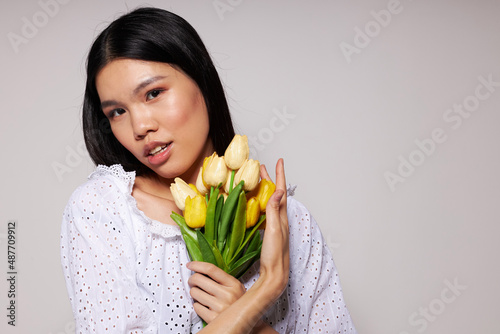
193;268;286;334
187;262;278;333
192;159;288;334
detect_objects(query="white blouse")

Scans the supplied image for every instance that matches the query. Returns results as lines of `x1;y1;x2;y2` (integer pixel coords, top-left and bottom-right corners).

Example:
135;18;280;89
60;164;357;333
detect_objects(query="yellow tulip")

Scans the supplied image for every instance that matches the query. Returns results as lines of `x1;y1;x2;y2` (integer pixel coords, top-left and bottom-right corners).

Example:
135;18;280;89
255;179;276;212
189;183;200;195
195;167;209;195
234;159;260;192
246;197;260;228
202;152;228;188
184;195;207;228
170;177;198;211
224;134;249;170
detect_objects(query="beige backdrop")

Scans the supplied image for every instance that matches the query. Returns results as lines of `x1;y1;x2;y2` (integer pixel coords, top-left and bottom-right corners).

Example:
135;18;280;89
1;0;499;333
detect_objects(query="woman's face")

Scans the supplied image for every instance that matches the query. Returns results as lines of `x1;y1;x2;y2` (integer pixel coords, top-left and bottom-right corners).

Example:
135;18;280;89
96;59;213;183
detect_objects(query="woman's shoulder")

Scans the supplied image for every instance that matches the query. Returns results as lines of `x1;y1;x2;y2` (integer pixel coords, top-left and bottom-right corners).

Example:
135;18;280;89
285;185;314;224
65;164;136;210
87;164;136;193
285;185;327;247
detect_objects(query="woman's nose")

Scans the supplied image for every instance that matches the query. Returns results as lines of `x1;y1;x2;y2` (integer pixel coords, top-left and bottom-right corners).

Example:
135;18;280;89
130;108;158;140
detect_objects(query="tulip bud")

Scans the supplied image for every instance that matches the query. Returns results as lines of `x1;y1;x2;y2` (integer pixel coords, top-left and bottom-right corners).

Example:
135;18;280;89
170;177;198;211
255;179;276;212
234;159;260;192
195;167;209;195
202;153;228;188
184;195;207;228
246;197;260;228
224;134;249;170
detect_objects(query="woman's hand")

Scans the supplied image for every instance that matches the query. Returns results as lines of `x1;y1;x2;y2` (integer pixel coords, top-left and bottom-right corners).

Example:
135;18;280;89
258;158;289;296
187;261;246;324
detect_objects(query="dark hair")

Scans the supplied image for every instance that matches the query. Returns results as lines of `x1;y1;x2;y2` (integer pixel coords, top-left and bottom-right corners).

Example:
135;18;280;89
83;7;235;176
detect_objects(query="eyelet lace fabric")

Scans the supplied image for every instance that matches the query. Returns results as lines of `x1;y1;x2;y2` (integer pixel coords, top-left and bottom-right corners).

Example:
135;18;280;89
60;164;357;333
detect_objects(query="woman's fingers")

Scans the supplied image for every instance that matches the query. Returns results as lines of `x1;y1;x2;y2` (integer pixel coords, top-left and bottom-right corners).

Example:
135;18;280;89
258;159;289;295
190;285;217;309
261;159;286;205
275;158;286;204
187;261;242;287
187;261;246;322
274;158;286;191
265;159;287;229
193;301;217;323
260;163;271;181
274;159;287;223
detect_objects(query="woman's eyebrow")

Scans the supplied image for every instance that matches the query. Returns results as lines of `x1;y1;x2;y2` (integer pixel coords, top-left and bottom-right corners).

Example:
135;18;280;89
101;99;119;109
132;75;167;96
100;75;167;109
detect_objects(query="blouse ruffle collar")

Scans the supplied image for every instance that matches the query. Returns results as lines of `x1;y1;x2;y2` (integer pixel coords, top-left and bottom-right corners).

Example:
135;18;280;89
89;164;181;238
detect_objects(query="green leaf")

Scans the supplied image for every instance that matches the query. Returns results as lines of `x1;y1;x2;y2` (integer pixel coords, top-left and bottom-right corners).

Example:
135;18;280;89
217;181;244;250
204;186;219;244
196;229;217;266
182;232;203;262
229;214;266;265
226;190;247;261
170;212;197;240
211;241;228;272
228;247;261;278
222;238;231;263
246;229;262;254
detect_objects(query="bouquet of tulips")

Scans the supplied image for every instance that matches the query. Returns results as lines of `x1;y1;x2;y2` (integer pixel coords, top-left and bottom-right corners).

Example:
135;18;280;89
170;135;276;278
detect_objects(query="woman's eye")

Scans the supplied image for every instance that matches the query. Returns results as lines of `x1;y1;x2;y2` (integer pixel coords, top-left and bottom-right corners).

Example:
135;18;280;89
146;89;163;101
108;108;126;118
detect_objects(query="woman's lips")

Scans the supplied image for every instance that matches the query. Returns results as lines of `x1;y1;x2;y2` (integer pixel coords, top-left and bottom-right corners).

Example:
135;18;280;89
147;142;173;165
143;140;171;157
149;144;168;155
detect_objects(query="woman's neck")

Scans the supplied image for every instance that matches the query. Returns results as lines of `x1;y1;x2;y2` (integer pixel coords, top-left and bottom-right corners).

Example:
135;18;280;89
134;174;173;201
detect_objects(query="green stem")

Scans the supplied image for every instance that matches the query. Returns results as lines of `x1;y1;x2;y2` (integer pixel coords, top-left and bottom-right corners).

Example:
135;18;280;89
229;170;235;194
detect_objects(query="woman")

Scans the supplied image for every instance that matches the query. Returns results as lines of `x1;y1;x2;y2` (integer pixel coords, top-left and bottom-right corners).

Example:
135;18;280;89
60;7;357;333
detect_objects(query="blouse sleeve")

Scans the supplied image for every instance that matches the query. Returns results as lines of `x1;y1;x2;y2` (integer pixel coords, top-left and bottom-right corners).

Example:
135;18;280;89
60;178;157;333
286;197;357;333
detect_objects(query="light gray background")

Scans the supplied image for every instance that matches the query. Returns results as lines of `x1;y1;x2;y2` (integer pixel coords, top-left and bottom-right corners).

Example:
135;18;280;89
1;0;499;333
